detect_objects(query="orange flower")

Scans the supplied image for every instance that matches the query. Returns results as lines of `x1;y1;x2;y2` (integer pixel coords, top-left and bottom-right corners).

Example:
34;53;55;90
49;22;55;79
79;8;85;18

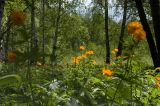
86;50;94;55
128;21;146;40
156;83;160;88
77;54;87;60
10;10;26;26
128;21;143;34
133;29;146;40
81;54;87;59
102;68;112;76
156;77;160;81
111;50;116;54
111;48;118;54
72;56;80;64
80;45;85;50
72;54;87;64
114;48;118;52
91;60;96;65
7;51;17;62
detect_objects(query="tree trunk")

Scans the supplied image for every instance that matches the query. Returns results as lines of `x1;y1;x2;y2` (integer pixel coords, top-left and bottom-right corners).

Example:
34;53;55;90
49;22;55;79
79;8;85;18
105;0;110;64
116;0;127;57
135;0;160;67
0;1;4;35
0;1;4;48
149;0;160;56
41;0;45;64
51;0;62;65
30;0;37;64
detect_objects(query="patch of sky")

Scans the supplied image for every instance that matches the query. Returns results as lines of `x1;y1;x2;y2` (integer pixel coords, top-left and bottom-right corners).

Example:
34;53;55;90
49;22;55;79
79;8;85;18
76;0;122;22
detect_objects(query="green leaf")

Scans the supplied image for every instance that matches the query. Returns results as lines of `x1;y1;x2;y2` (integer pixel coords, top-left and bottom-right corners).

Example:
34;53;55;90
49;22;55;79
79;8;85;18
90;77;101;84
0;74;21;86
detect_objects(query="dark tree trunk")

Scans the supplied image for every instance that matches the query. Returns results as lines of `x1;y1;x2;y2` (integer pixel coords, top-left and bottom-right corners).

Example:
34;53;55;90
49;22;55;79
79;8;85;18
0;1;4;48
116;0;127;57
30;0;37;64
149;0;160;56
135;0;160;67
105;0;110;64
51;0;62;64
41;0;45;64
0;1;4;35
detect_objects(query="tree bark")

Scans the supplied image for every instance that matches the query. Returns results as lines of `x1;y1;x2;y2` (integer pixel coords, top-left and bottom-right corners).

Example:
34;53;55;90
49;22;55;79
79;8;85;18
135;0;160;67
51;0;62;64
116;0;127;57
105;0;110;64
0;1;4;48
149;0;160;56
0;1;4;35
30;0;37;64
41;0;45;64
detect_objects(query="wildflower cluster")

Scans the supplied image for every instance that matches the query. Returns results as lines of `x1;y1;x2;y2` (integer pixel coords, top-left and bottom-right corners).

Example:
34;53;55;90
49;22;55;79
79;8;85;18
111;48;118;54
128;21;146;40
72;45;94;64
72;55;87;64
86;50;94;55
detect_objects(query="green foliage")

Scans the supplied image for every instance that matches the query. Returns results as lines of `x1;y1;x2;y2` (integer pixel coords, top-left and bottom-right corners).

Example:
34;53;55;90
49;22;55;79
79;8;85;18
0;74;21;86
0;0;159;105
